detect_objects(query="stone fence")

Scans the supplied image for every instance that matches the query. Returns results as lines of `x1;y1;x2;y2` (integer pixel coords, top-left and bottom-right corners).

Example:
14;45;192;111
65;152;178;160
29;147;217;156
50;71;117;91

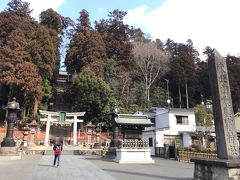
178;151;217;162
117;139;149;149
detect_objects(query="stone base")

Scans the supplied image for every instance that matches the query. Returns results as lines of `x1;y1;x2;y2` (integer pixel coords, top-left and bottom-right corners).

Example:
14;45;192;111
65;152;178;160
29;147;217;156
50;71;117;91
104;147;117;158
1;137;16;147
93;143;102;149
0;147;18;154
28;142;36;148
114;148;155;164
191;158;240;180
0;147;21;160
0;154;21;160
79;149;103;156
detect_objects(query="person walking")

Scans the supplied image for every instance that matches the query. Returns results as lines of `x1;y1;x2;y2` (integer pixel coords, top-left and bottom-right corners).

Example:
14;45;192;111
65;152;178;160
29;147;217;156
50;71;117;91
53;137;63;167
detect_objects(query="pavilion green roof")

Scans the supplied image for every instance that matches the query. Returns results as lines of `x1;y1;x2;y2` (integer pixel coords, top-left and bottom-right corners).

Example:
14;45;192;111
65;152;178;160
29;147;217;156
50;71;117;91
115;114;153;126
59;70;68;76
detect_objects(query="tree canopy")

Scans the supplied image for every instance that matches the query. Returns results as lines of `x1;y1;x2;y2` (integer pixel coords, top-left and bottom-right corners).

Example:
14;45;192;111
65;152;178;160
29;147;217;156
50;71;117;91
2;1;240;125
0;0;67;119
65;9;107;77
67;70;113;123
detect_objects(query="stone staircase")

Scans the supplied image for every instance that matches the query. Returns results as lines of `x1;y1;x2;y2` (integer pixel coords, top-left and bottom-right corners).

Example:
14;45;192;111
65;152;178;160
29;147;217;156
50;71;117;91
44;150;81;155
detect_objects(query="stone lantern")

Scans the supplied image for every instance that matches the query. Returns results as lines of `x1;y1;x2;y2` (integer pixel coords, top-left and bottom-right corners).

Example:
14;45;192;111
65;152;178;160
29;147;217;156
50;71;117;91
94;125;101;149
1;98;20;147
85;122;95;145
22;125;29;147
28;120;38;147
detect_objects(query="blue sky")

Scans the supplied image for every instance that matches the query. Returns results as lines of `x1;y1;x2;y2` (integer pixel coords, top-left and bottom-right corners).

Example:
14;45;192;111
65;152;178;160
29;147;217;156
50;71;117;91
1;0;240;58
58;0;166;23
0;0;166;24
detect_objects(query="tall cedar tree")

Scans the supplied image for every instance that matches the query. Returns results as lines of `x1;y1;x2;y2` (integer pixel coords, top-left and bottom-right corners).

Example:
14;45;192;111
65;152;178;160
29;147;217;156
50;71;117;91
0;1;61;117
65;9;107;77
6;0;32;18
166;39;199;108
0;26;42;117
95;10;133;69
226;55;240;113
95;10;134;109
194;61;211;103
27;25;58;80
202;47;240;113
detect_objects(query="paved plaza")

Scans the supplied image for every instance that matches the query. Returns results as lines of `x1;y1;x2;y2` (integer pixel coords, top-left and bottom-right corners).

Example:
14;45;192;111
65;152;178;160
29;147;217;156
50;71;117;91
0;152;193;180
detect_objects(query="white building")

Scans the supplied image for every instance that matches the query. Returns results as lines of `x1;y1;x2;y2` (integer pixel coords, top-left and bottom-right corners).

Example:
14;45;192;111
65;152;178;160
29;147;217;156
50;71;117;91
139;107;196;156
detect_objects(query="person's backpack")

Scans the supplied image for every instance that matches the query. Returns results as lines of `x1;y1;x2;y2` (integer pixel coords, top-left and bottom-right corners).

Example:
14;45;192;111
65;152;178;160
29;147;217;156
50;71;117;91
55;145;61;153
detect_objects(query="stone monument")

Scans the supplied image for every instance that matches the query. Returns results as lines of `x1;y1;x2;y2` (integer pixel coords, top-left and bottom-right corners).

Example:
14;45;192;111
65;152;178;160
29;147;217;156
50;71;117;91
191;49;240;179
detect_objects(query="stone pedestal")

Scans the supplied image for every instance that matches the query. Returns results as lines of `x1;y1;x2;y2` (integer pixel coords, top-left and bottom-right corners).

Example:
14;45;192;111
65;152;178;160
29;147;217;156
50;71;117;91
94;132;101;149
28;132;36;148
1;137;16;147
0;147;21;160
191;158;240;180
93;143;101;149
22;130;29;147
0;147;18;154
114;148;155;164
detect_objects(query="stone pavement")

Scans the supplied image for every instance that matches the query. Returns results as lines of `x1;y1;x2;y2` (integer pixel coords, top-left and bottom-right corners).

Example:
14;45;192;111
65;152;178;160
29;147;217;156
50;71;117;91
29;155;116;180
86;156;193;180
0;154;194;180
0;155;42;180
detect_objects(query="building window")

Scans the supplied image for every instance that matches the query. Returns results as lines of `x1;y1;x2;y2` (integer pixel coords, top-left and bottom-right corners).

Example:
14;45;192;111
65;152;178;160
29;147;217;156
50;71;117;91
176;116;189;125
149;138;153;147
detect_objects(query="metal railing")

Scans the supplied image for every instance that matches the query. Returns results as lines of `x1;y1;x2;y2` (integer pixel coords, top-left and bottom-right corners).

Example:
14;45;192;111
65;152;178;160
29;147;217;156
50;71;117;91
117;139;149;149
178;151;217;162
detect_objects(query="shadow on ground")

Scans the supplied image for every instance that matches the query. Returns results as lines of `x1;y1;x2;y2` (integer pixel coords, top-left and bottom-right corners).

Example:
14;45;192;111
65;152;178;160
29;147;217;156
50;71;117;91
38;164;53;167
84;156;114;162
102;168;192;180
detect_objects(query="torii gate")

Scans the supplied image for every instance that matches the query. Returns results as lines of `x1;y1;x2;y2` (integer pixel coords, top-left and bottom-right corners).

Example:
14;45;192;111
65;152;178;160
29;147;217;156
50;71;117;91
39;110;85;146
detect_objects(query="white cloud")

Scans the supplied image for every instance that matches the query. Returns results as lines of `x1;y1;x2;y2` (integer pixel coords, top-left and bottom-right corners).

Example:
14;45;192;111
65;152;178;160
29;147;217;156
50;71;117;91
124;0;240;58
24;0;66;20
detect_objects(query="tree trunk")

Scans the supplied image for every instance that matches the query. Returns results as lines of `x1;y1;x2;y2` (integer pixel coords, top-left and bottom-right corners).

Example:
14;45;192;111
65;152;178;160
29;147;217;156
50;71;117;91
186;83;189;108
33;97;38;116
22;108;26;121
147;87;150;101
178;86;182;108
145;80;148;101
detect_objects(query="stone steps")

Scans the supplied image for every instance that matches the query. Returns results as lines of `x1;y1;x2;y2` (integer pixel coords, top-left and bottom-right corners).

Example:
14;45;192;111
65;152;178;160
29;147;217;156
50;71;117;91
44;150;80;155
44;149;104;156
0;154;21;160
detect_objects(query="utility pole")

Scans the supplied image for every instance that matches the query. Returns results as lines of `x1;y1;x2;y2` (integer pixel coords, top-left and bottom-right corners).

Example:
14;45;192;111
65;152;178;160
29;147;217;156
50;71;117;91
164;79;170;107
186;83;189;108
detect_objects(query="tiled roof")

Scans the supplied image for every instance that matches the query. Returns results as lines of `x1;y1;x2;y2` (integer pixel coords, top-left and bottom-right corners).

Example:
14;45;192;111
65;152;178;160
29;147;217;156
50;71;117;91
59;70;68;76
115;114;153;125
169;108;195;113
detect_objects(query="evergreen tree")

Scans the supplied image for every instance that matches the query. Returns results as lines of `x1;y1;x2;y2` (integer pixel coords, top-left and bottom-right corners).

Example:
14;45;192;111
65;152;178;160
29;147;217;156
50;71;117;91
195;104;214;126
65;9;107;77
166;40;199;108
95;10;133;69
39;8;62;34
0;2;61;117
67;70;113;123
6;0;32;18
226;55;240;113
